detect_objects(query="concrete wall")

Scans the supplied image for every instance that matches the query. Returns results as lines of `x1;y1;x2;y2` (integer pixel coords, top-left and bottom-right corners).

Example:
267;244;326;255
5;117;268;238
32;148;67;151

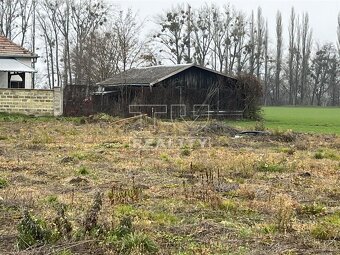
0;88;63;116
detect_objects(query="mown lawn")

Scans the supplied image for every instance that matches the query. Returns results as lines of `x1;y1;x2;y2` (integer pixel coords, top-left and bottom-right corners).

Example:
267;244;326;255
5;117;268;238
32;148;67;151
228;107;340;135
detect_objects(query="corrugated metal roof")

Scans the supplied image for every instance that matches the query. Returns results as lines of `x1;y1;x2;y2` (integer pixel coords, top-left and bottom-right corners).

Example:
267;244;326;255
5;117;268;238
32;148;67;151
0;35;37;58
0;58;36;72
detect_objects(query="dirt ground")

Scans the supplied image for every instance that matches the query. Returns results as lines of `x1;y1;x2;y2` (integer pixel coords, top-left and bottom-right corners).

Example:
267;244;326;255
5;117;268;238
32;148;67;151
0;116;339;254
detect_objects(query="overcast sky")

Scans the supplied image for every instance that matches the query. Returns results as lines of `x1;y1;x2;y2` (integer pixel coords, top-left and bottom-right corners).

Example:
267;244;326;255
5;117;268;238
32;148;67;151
113;0;340;47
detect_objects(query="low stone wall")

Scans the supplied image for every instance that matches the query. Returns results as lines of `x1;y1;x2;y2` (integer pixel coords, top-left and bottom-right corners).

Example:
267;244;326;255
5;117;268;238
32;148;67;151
0;88;62;116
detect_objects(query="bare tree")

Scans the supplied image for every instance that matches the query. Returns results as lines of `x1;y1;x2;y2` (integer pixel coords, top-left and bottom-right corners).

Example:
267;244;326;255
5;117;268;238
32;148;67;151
0;0;20;39
248;11;255;75
154;5;190;64
300;13;312;104
275;11;283;104
70;0;108;85
337;12;340;56
115;9;143;72
210;5;232;72
255;7;265;78
293;18;301;105
288;7;296;105
263;21;269;105
191;5;214;66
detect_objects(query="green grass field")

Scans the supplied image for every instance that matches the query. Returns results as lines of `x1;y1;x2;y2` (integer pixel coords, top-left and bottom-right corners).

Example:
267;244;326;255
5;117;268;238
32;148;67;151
229;106;340;135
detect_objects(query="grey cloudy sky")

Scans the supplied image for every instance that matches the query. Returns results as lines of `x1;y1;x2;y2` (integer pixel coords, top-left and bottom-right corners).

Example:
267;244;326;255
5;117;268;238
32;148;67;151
113;0;340;47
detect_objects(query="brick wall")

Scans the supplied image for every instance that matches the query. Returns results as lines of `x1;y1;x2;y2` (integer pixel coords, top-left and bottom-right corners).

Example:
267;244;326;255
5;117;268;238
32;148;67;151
0;88;56;116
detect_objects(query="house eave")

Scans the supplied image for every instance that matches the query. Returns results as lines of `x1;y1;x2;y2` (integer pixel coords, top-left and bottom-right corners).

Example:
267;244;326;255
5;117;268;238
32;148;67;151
0;54;39;59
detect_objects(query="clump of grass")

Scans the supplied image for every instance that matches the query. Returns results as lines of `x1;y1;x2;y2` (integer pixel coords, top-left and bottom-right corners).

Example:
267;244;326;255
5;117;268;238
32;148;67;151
314;149;339;160
272;129;296;142
314;150;324;159
311;213;340;240
231;161;255;179
279;147;295;155
108;182;143;205
181;145;191;156
77;165;90;175
256;161;286;173
0;135;8;140
0;177;8;188
272;194;296;233
45;195;58;204
32;132;54;144
71;151;102;162
259;223;278;235
149;211;179;225
297;203;325;216
219;199;237;211
106;216;158;254
160;153;170;162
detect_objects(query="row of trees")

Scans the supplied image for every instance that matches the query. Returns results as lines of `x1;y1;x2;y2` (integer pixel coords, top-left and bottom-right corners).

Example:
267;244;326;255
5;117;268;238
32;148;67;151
1;0;340;106
154;4;340;106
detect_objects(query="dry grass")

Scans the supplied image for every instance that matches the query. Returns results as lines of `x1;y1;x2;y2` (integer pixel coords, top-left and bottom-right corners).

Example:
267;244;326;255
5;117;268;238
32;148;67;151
0;116;339;254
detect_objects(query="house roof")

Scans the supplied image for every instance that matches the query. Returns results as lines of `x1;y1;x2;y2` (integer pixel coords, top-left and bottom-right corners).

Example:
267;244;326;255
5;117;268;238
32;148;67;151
0;35;37;58
0;58;36;72
98;64;236;87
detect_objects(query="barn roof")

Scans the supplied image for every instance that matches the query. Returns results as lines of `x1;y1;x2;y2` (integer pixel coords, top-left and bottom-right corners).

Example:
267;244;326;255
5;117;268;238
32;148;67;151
98;64;236;87
0;35;37;58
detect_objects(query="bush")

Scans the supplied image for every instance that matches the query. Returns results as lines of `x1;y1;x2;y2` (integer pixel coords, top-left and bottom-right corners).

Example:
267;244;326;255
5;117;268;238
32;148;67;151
236;74;263;120
17;210;55;250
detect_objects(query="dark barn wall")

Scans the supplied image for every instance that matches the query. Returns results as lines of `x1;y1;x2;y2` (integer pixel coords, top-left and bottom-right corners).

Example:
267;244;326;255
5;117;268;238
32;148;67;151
63;85;99;116
104;66;242;118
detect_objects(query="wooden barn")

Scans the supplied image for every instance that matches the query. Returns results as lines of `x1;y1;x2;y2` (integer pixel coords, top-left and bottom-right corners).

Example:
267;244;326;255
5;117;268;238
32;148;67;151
95;64;243;119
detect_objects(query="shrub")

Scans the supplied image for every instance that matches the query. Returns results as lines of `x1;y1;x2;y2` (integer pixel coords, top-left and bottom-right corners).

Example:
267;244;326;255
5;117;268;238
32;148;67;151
17;210;55;250
236;74;263;120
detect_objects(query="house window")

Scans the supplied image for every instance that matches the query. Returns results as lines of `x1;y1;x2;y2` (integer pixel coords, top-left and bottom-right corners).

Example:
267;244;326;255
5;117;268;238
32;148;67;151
9;73;25;89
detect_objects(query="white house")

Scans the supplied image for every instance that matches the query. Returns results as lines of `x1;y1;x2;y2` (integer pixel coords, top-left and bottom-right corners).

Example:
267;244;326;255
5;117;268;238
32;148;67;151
0;35;38;89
